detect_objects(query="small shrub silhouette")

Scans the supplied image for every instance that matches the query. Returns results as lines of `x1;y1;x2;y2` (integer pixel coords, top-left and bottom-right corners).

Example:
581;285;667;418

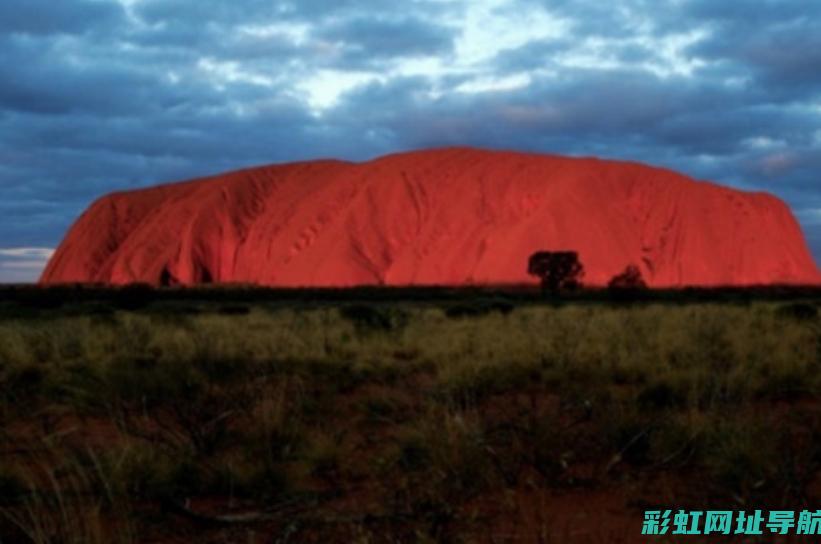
527;251;584;293
608;265;647;290
113;283;155;311
444;297;515;318
339;304;408;332
775;302;818;321
217;305;251;315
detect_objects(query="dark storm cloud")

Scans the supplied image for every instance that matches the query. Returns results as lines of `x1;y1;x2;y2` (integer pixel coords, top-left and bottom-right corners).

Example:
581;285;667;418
1;0;820;281
314;16;455;62
128;2;457;69
0;0;125;35
450;0;821;206
681;0;821;26
134;0;287;26
128;24;302;62
133;0;452;27
687;19;821;96
331;66;819;172
0;35;188;116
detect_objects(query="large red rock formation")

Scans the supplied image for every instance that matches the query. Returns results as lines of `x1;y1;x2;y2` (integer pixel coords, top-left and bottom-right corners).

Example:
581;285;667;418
41;147;821;287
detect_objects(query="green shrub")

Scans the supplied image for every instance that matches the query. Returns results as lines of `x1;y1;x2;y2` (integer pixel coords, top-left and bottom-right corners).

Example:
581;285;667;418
443;298;515;318
775;302;818;321
339;304;408;333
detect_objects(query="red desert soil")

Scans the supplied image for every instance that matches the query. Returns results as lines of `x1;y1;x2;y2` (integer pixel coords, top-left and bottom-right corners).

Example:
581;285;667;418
41;147;821;287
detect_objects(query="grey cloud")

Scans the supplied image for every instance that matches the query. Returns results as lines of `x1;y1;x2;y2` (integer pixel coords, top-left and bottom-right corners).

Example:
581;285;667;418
0;34;204;116
679;1;821;100
514;0;687;38
134;0;284;26
0;247;53;283
134;0;452;27
313;16;455;63
687;20;821;97
681;0;821;26
0;0;125;36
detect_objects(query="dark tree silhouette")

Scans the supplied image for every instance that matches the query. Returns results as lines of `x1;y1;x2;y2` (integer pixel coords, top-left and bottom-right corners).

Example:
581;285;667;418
608;264;647;290
159;266;177;287
527;251;584;293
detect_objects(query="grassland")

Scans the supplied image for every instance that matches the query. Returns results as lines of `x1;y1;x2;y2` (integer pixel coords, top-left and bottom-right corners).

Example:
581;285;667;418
1;286;821;542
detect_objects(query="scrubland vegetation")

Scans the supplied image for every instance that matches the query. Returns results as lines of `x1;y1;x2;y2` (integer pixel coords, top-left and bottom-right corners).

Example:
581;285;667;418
1;288;821;542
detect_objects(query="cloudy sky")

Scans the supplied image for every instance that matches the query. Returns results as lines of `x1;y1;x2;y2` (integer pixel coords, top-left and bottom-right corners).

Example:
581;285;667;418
1;0;820;281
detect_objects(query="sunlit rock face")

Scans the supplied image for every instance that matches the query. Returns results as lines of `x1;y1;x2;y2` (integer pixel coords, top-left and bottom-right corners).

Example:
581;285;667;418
41;147;821;287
